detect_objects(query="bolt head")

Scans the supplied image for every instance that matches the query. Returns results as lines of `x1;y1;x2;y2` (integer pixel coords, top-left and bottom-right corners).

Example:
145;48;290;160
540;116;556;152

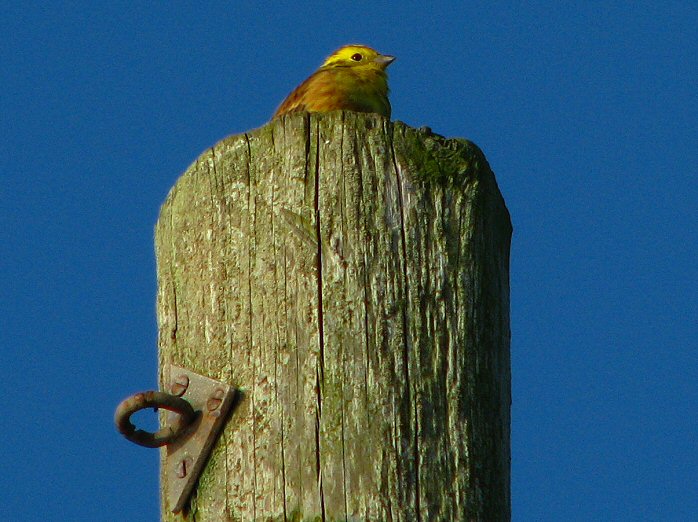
206;389;225;413
175;456;193;479
170;375;190;397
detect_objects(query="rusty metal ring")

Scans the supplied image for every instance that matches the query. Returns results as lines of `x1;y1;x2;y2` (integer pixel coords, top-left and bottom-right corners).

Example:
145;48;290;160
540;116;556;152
114;391;196;448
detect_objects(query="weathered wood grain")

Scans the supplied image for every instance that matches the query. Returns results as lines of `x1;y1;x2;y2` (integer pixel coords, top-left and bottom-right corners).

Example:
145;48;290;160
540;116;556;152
156;112;512;521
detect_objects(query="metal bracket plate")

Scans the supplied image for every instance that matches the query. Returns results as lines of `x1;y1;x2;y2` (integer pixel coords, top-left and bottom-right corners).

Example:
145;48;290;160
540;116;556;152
165;365;236;513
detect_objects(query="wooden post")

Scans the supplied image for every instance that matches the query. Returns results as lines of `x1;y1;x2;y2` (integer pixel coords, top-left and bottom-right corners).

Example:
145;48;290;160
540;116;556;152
155;112;512;521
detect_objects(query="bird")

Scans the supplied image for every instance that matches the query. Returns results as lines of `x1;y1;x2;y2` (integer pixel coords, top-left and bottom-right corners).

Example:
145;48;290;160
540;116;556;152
273;45;395;119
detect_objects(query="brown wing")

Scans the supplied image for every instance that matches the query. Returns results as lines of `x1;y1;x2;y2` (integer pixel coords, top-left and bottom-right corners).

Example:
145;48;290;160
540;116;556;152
272;67;390;119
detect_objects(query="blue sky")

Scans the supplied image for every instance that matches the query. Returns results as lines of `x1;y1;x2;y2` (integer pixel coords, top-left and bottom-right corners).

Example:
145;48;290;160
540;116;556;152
1;2;696;520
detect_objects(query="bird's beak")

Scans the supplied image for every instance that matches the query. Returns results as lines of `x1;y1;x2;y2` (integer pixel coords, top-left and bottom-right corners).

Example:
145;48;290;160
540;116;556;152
374;54;396;69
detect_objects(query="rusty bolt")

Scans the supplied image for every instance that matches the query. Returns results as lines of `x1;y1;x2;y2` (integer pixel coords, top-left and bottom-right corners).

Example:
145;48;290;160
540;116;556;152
176;457;193;479
170;375;190;397
206;389;225;415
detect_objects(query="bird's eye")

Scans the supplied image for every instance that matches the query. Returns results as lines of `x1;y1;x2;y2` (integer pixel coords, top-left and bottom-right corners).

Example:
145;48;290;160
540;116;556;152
351;53;363;61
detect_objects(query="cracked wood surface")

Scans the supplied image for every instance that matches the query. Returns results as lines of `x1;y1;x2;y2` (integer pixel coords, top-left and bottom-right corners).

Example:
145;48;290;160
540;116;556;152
156;112;512;521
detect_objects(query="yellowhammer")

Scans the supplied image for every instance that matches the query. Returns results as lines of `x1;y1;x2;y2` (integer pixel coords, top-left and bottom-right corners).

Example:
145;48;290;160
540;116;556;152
273;45;395;119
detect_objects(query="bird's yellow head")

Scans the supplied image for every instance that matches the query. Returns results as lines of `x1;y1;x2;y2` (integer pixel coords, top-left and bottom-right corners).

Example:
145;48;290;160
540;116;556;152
272;44;395;119
320;45;396;72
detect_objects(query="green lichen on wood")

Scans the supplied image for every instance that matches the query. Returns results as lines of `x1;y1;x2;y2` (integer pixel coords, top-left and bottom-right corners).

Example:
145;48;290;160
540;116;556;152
392;122;489;185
